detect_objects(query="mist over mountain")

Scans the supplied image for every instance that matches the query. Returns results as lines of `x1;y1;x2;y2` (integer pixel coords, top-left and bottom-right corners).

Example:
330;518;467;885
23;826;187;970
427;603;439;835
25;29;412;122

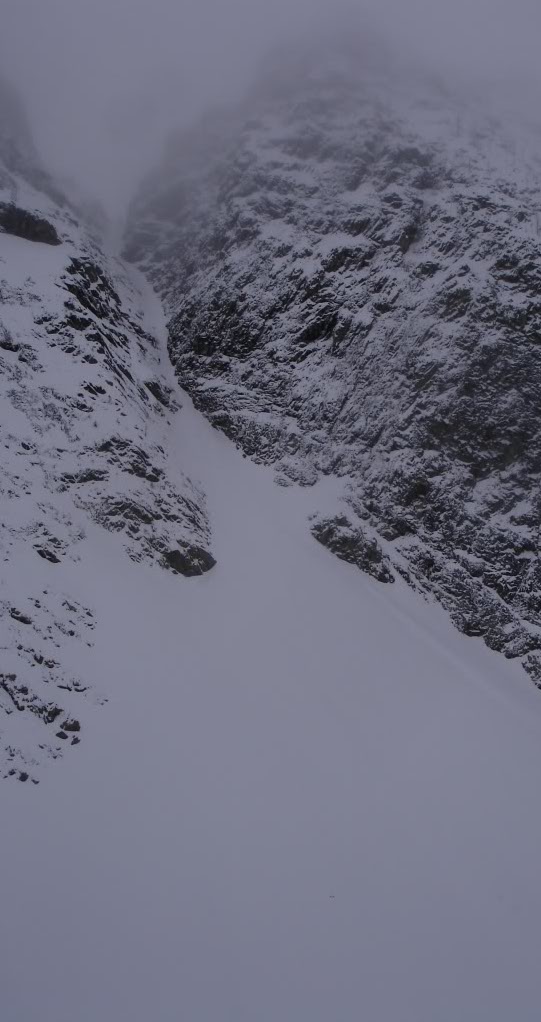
2;0;541;210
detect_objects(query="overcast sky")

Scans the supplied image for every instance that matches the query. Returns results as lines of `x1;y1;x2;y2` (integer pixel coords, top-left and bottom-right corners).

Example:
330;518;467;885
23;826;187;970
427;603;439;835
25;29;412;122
2;0;541;212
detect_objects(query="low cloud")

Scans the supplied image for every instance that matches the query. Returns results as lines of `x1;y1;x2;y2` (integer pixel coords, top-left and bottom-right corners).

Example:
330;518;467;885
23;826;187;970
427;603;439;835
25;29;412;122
2;0;540;211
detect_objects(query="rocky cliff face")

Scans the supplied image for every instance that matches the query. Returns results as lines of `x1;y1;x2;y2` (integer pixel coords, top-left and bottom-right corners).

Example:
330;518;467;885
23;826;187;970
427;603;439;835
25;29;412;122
125;44;541;686
0;85;215;783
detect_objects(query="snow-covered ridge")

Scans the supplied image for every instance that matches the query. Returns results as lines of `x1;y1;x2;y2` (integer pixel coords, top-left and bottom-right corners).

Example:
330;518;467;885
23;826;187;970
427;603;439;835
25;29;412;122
126;43;541;686
0;96;215;783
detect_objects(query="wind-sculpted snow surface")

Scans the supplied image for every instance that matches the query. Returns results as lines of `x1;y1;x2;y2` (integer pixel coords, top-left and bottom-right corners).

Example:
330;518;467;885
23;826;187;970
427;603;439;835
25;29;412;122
0;99;214;782
126;46;541;686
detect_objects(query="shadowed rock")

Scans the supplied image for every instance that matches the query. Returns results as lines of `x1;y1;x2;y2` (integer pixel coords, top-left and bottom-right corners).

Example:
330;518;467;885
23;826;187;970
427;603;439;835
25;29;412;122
0;202;61;245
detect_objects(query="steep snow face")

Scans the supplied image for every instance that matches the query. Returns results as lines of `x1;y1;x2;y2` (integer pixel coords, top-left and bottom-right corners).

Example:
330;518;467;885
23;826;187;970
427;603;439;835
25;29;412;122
126;46;541;687
0;96;214;784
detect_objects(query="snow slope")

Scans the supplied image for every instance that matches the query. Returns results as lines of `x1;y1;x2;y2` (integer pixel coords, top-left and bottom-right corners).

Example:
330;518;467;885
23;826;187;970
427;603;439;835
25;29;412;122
3;281;541;1022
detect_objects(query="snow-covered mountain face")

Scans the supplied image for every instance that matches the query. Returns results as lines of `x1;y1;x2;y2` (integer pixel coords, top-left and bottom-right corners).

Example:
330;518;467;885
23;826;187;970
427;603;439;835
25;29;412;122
0;87;215;784
6;59;541;1022
125;45;541;687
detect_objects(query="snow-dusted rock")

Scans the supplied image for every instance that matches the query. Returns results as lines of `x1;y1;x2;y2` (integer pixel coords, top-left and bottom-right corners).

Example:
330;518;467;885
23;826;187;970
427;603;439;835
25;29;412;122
126;41;541;686
311;515;395;583
0;85;215;782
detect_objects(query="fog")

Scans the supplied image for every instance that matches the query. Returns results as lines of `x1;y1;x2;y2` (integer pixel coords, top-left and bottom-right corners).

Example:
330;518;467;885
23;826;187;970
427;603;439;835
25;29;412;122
2;0;541;211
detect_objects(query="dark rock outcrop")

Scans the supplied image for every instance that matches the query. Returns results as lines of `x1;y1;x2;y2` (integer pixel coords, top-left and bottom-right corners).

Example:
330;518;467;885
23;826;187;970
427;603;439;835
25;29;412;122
162;545;217;576
312;516;394;583
0;202;61;244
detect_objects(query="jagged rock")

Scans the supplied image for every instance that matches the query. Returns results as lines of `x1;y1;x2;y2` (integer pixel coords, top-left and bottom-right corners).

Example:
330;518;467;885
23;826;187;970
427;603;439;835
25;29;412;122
10;608;32;625
0;326;19;351
161;545;216;577
61;718;80;732
35;547;61;564
144;379;176;408
312;516;394;583
96;437;163;482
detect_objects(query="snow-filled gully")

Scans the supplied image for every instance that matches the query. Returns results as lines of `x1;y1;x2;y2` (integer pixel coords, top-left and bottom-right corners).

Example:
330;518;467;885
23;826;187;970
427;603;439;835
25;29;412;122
3;276;541;1022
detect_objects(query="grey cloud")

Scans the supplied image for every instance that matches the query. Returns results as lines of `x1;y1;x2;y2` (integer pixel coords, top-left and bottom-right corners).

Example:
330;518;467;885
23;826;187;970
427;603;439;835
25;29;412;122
1;0;540;211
